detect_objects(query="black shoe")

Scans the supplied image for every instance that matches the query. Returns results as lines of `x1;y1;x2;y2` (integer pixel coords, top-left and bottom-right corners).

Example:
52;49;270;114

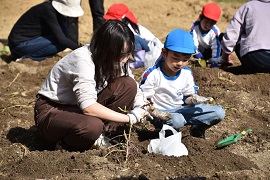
190;124;210;139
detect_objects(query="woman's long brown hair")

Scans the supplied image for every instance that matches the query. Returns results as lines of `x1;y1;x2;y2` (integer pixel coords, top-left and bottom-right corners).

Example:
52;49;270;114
90;20;135;89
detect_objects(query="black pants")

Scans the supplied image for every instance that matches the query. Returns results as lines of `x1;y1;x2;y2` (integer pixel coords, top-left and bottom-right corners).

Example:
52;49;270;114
235;44;270;73
89;0;105;32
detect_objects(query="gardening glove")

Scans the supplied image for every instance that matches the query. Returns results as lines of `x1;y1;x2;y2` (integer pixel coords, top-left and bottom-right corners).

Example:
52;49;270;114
210;57;223;64
191;94;213;105
145;105;171;121
127;107;150;124
143;98;171;121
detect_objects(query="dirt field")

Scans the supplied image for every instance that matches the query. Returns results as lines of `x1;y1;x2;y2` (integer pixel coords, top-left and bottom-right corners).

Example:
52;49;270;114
0;0;269;179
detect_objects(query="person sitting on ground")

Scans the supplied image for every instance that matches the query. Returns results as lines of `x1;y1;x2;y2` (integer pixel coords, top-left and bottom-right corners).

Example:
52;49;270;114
140;28;225;138
34;20;150;152
104;3;163;69
190;2;233;67
221;0;270;73
8;0;83;61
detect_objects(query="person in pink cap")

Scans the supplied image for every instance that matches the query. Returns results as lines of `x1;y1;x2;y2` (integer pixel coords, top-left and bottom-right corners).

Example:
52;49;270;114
190;2;233;67
104;3;163;69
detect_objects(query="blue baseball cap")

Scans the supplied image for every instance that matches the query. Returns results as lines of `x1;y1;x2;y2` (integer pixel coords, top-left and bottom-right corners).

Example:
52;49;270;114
164;28;195;54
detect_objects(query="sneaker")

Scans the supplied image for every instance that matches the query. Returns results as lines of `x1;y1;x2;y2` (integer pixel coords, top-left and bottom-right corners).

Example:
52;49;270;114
190;124;210;139
92;133;112;149
15;57;24;62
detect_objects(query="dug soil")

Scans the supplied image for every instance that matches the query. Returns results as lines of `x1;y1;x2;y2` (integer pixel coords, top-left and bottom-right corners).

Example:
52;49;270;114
0;0;269;179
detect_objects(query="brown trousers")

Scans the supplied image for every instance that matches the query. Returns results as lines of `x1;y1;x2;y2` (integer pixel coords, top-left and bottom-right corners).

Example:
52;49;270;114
34;76;137;151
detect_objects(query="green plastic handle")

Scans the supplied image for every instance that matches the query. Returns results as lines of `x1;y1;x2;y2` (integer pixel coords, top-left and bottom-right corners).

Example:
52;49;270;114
216;129;252;148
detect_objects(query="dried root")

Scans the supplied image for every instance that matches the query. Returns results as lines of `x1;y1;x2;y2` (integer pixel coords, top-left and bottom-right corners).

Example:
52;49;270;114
192;94;214;105
146;105;171;121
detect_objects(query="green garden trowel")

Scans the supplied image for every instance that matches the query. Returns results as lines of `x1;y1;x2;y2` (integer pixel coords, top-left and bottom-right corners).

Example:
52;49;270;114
217;129;252;148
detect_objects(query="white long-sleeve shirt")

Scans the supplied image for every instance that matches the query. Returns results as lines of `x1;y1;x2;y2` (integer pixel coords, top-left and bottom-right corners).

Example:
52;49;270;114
190;21;221;62
38;45;145;110
140;60;196;111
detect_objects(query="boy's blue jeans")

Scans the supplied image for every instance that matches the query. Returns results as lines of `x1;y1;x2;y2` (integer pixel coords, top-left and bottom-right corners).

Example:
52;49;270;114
151;104;225;130
9;36;65;61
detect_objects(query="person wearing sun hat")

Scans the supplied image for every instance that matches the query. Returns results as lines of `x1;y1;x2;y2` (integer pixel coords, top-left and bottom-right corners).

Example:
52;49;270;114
8;0;84;61
140;28;225;138
52;0;84;17
190;2;233;67
104;3;163;69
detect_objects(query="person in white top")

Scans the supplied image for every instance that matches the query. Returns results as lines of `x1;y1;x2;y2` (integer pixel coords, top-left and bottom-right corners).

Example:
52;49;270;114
140;28;225;138
34;20;150;152
104;3;163;69
190;2;233;67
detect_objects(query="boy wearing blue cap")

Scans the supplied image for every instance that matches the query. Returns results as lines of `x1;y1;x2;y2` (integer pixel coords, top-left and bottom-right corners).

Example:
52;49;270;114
140;28;225;138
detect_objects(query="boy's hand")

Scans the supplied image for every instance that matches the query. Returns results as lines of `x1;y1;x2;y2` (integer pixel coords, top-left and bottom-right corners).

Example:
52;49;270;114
191;94;214;104
143;105;171;121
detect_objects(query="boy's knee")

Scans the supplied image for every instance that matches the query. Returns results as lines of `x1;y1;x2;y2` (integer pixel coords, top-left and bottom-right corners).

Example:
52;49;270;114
216;105;226;120
208;106;225;126
169;113;186;129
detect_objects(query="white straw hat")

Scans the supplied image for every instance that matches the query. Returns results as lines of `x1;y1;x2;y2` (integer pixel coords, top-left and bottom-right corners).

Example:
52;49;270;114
52;0;84;17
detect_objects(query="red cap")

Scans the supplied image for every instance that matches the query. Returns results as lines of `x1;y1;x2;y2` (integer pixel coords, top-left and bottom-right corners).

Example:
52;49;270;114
104;3;138;24
202;3;221;22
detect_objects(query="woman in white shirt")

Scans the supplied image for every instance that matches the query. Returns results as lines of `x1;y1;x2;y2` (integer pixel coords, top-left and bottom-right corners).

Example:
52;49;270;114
34;20;149;152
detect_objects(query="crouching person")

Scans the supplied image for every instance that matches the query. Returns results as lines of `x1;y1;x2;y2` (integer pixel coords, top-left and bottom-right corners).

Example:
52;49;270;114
140;28;225;138
34;20;149;152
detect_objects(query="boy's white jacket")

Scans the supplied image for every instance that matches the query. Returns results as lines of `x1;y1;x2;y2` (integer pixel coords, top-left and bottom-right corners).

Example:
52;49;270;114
140;60;195;111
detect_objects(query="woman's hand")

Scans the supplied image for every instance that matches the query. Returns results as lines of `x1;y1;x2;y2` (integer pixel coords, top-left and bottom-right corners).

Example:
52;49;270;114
128;107;150;124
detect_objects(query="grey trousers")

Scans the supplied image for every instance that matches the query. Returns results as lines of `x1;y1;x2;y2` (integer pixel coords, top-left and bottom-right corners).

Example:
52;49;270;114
34;76;137;151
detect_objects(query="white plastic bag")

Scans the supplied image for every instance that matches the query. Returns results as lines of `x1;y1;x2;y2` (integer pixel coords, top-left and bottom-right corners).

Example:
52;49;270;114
144;37;163;69
148;125;188;157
